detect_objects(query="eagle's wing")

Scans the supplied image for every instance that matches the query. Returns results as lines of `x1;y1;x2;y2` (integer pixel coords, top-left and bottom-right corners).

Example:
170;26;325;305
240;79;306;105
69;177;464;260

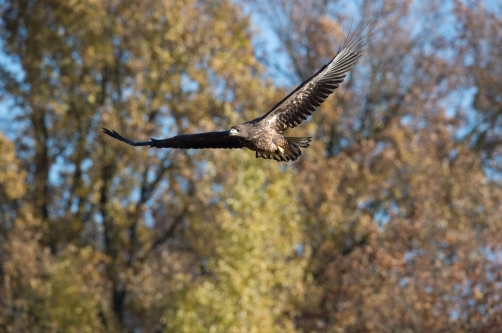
103;128;243;149
260;21;373;132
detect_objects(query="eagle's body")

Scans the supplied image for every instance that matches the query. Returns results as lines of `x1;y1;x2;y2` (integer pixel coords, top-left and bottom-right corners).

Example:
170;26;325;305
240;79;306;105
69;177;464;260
226;119;310;161
103;21;372;162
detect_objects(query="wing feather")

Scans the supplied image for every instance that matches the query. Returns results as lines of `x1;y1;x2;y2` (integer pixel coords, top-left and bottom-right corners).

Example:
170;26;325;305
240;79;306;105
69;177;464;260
103;128;243;149
260;20;373;132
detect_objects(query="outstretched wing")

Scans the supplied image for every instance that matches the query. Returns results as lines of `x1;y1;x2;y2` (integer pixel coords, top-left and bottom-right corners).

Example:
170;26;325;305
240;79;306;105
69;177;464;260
103;128;243;149
260;21;373;132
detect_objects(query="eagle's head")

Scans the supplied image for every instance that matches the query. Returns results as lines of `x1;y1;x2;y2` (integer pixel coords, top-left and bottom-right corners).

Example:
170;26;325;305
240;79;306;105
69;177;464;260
229;124;249;138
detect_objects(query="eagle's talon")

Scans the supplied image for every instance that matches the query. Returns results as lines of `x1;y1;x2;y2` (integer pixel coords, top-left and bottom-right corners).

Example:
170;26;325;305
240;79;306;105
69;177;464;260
277;146;285;154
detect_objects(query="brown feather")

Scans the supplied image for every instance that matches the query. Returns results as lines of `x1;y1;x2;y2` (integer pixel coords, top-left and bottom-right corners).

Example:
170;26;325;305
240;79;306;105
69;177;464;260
258;21;373;133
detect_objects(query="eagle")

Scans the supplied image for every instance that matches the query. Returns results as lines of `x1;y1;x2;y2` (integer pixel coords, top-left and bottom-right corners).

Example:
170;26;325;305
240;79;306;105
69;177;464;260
103;22;372;162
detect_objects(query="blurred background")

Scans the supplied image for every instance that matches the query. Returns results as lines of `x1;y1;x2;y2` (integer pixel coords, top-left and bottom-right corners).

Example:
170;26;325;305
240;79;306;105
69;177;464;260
1;0;502;332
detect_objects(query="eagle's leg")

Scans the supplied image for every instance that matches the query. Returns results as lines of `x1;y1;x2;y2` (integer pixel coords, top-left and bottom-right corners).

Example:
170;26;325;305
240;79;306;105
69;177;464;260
272;135;286;155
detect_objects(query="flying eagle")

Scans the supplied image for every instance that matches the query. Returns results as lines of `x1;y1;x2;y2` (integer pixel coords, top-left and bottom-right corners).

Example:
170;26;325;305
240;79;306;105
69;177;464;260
103;22;372;162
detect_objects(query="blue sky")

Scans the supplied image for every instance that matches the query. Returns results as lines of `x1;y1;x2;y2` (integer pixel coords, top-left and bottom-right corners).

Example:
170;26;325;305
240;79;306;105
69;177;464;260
1;0;499;141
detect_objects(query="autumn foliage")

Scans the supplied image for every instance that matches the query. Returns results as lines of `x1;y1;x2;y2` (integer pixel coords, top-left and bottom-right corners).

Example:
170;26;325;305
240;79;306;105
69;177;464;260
1;0;501;332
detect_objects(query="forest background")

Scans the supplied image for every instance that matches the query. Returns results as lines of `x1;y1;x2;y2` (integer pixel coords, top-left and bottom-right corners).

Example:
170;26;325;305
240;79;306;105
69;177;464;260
1;0;502;332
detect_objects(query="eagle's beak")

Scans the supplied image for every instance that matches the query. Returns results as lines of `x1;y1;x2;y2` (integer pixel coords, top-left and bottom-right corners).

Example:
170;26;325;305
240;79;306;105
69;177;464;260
229;128;237;136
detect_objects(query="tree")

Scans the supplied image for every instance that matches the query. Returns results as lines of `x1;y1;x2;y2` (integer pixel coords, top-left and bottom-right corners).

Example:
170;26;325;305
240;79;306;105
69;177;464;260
245;0;502;331
2;0;502;332
1;0;304;331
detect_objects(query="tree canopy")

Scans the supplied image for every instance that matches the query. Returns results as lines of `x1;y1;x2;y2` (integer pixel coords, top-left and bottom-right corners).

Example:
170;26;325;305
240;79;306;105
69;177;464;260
1;0;501;332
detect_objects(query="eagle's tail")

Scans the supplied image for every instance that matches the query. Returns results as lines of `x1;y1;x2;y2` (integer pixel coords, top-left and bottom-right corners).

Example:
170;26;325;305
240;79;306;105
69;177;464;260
255;137;312;162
